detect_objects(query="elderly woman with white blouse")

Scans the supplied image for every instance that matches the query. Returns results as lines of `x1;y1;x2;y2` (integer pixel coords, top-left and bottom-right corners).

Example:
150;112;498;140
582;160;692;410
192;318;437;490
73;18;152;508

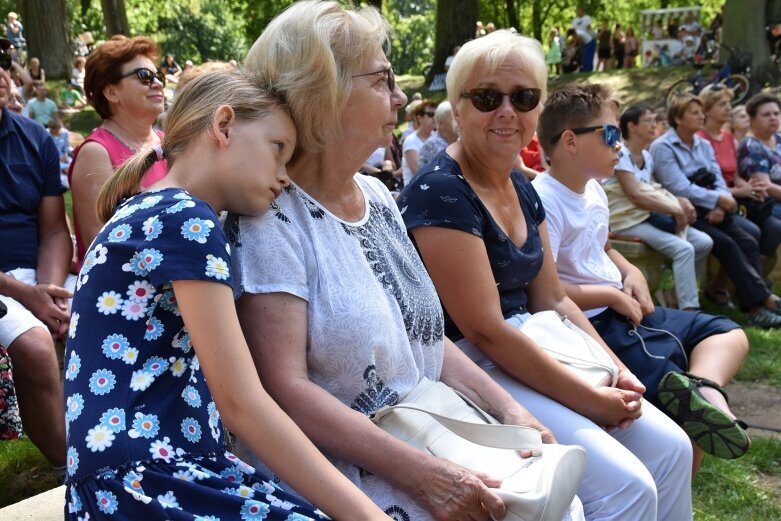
228;2;582;520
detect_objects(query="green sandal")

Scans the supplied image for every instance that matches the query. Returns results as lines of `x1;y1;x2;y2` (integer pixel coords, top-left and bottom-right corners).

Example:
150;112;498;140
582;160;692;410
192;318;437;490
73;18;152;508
657;372;750;459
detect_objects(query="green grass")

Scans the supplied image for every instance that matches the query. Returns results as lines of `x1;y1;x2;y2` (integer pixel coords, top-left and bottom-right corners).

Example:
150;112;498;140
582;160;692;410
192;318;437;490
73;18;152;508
0;438;56;507
693;437;781;520
397;65;698;109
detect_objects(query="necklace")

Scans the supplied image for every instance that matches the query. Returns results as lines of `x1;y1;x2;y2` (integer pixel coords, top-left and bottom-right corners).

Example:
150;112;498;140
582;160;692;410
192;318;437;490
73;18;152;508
101;124;159;153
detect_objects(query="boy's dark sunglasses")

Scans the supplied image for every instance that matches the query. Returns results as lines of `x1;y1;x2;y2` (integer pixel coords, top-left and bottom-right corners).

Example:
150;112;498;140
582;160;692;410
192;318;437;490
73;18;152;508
0;51;11;71
460;88;542;113
550;124;622;146
352;66;395;92
119;67;166;87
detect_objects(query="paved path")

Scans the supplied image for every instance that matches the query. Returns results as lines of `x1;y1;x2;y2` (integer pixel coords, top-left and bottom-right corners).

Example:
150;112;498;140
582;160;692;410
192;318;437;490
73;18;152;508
726;381;781;441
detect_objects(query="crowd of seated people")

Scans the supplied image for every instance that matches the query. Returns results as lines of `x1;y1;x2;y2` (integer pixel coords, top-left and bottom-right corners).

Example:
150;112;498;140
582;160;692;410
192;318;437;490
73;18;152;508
3;2;777;519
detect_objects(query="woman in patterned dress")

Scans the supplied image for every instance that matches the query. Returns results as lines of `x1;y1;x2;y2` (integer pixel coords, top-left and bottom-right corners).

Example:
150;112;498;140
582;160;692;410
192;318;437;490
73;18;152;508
232;2;583;521
63;70;387;520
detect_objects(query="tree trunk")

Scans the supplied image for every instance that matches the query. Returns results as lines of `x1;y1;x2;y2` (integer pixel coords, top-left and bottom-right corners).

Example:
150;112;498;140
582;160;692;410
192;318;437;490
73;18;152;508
531;0;542;41
505;0;518;33
367;0;382;10
723;0;775;86
100;0;130;36
430;0;478;81
768;0;781;26
20;0;71;79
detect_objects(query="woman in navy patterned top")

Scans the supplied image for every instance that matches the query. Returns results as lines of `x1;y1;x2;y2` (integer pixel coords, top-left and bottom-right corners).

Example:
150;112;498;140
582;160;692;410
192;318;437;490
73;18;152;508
63;70;387;520
399;31;693;520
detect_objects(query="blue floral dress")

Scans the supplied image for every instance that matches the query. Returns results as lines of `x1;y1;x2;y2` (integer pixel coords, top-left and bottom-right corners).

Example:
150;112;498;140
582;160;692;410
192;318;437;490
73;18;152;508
64;188;325;520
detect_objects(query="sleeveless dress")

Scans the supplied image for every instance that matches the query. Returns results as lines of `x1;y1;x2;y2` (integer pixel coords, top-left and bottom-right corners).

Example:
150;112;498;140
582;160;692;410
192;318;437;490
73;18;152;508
67;127;169;271
64;188;325;520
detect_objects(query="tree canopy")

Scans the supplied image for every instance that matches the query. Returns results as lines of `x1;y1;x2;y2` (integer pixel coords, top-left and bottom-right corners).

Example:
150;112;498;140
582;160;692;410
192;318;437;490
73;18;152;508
0;0;776;84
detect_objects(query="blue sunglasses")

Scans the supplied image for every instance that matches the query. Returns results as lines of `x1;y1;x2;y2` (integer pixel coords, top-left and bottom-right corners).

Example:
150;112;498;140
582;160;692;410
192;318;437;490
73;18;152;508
550;124;622;146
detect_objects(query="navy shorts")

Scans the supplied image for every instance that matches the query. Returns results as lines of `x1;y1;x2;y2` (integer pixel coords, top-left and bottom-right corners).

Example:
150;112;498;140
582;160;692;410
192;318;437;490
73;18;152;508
589;307;740;401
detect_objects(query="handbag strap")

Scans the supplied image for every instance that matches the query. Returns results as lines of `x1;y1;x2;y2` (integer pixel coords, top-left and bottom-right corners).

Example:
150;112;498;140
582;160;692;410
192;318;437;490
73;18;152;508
371;402;544;454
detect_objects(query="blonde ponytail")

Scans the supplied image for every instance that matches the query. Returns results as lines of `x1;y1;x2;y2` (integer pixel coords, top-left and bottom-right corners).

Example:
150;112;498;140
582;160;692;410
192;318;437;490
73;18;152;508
96;148;161;223
96;69;285;223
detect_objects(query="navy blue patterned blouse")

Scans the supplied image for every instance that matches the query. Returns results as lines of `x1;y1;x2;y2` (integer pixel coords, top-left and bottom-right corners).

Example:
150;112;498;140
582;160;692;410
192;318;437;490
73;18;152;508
398;152;546;340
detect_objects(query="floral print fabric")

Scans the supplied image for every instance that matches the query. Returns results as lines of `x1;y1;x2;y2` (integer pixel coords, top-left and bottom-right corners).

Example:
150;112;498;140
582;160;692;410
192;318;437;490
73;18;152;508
737;133;781;183
0;344;22;440
64;188;324;520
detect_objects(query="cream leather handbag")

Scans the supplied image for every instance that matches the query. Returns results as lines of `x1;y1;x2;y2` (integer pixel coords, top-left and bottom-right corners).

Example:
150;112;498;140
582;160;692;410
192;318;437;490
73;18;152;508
520;311;618;387
371;377;586;521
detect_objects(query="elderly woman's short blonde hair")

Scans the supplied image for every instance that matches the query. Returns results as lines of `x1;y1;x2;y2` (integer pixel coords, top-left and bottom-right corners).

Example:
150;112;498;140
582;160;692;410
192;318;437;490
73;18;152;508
244;0;390;151
446;30;547;109
699;84;733;114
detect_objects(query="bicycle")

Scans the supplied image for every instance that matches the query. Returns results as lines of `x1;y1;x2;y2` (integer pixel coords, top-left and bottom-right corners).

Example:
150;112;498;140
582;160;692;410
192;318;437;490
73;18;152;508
665;43;751;107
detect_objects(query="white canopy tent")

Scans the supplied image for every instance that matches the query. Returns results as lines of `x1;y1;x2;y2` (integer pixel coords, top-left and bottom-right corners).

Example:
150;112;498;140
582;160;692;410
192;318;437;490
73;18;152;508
639;6;702;66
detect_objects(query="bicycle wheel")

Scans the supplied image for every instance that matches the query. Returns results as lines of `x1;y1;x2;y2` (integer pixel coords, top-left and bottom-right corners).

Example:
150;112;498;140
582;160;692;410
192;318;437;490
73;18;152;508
720;74;750;105
666;79;697;107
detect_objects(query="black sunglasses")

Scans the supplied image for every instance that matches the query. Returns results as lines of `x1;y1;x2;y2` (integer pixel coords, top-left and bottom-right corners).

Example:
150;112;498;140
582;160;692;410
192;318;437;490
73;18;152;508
0;51;11;71
353;66;396;93
119;67;166;87
460;88;542;113
550;124;622;146
423;111;436;118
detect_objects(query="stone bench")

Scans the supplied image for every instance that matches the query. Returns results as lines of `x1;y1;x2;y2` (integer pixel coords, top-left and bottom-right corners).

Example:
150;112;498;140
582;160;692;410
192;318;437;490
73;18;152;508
0;485;64;520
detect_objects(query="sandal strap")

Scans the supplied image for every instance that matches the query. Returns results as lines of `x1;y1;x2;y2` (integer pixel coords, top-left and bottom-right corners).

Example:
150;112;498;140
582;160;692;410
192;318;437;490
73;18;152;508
682;372;729;404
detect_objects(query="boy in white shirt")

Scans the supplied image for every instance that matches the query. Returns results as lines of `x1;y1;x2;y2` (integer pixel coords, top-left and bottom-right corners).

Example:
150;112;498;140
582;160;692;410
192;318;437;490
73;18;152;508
532;83;751;472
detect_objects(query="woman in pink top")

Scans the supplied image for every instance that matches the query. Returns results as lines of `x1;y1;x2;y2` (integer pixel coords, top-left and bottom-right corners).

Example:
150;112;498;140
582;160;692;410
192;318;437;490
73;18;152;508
698;85;781;290
68;36;167;269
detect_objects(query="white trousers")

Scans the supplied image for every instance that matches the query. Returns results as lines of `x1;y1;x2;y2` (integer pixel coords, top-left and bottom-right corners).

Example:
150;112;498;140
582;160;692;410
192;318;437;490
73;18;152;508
457;335;693;521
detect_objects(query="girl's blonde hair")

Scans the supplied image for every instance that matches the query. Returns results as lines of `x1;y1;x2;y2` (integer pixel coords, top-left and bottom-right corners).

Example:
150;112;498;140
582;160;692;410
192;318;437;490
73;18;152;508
244;0;390;152
97;70;286;222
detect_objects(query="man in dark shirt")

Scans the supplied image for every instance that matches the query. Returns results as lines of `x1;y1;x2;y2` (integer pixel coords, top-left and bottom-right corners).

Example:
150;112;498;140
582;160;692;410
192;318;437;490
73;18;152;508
0;37;72;480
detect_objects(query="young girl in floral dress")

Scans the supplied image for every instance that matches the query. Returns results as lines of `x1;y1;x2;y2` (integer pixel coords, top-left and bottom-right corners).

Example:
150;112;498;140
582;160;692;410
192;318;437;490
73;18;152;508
63;70;387;520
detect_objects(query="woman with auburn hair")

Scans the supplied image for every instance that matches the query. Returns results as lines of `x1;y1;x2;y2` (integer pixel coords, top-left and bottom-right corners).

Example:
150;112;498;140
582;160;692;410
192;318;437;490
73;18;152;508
68;35;167;271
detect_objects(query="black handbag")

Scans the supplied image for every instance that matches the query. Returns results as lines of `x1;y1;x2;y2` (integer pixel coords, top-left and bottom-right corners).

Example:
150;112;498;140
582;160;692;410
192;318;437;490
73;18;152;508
737;197;776;224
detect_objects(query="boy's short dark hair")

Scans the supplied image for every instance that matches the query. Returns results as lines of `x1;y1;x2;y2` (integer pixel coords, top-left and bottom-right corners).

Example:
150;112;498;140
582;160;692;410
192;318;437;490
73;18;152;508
538;83;619;156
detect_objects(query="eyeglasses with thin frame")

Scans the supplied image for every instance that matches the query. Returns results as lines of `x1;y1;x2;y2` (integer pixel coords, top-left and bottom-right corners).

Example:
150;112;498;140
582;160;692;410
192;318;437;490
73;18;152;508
119;67;166;87
460;87;542;113
550;124;622;146
352;66;395;93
